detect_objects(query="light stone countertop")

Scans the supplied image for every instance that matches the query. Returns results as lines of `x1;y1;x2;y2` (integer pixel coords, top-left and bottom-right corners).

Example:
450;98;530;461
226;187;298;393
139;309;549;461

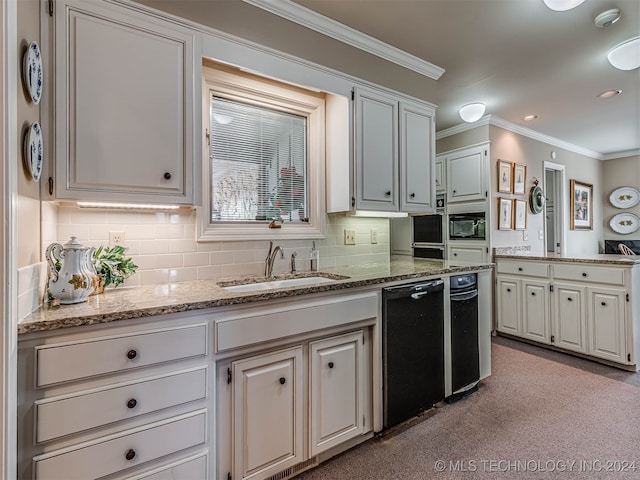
19;257;494;335
494;251;640;265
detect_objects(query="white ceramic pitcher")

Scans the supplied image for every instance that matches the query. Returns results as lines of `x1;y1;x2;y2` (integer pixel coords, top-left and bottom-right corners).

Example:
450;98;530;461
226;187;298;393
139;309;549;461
45;237;95;304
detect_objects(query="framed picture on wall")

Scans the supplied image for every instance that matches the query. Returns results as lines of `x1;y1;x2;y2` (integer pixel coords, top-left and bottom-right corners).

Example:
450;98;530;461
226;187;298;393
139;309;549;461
514;199;527;230
498;197;513;230
513;164;526;195
570;179;593;230
498;160;513;193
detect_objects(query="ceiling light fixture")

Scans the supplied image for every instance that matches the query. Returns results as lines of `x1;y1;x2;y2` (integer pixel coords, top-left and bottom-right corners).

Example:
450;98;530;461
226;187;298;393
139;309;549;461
542;0;585;11
607;37;640;70
523;114;538;121
597;89;622;98
458;103;486;123
594;8;621;28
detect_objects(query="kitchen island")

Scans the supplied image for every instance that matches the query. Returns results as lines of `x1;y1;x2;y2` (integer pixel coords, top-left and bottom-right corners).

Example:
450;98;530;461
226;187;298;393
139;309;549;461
494;251;639;371
18;257;493;480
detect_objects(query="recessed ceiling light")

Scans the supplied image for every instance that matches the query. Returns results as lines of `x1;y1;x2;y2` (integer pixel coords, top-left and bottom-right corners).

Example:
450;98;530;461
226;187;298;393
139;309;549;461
458;103;486;123
597;89;622;98
543;0;585;12
594;9;621;28
523;114;538;121
608;37;640;70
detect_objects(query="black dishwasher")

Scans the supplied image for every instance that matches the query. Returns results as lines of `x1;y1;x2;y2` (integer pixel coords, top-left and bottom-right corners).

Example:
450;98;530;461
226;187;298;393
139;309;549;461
382;279;444;430
449;273;479;400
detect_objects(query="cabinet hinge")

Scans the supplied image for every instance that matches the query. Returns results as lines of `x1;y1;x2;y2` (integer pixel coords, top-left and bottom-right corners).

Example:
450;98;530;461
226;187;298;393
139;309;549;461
48;0;54;16
628;353;631;362
484;150;488;156
363;415;366;428
485;191;488;198
227;472;232;480
550;285;554;292
351;90;355;101
626;292;630;302
486;247;489;254
48;177;54;196
227;368;232;384
550;335;555;343
351;196;356;208
205;128;210;146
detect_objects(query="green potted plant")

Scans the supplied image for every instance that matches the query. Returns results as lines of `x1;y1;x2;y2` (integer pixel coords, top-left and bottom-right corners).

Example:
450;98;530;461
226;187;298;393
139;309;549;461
91;245;138;293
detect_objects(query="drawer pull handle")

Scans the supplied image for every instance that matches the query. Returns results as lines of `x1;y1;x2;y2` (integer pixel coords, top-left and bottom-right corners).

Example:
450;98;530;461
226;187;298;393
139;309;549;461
125;449;136;461
127;398;137;409
126;349;138;360
567;297;573;302
163;172;172;180
410;193;416;198
328;362;334;369
582;272;588;277
601;301;607;306
279;377;286;385
518;267;523;271
385;190;391;196
506;288;511;292
531;292;536;296
454;253;458;256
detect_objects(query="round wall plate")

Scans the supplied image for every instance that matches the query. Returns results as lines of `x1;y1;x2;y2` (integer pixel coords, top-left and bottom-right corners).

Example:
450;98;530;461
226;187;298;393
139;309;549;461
23;122;43;181
609;186;640;209
529;185;545;214
610;213;640;235
22;41;43;104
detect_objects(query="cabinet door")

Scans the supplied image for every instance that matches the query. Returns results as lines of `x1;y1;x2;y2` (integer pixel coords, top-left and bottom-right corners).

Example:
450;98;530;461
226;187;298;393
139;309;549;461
354;88;398;211
399;101;435;213
449;244;485;263
55;0;198;204
587;287;627;364
232;347;303;480
310;331;364;456
553;283;587;353
522;280;551;344
435;158;445;193
446;146;487;203
496;278;521;335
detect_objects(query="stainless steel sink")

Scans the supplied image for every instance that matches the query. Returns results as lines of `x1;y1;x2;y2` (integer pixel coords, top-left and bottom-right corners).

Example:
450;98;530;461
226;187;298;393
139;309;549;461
220;275;343;293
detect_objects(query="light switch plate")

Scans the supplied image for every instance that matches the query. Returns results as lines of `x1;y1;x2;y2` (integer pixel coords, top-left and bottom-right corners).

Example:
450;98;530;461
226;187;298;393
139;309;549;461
523;231;528;241
371;228;378;244
344;229;356;245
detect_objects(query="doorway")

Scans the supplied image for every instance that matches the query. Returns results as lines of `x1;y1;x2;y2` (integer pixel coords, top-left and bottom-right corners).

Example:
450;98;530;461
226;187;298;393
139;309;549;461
544;162;566;255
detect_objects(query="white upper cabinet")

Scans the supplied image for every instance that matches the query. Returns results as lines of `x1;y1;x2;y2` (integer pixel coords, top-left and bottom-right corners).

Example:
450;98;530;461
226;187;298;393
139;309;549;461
352;87;435;213
53;0;201;205
444;144;488;203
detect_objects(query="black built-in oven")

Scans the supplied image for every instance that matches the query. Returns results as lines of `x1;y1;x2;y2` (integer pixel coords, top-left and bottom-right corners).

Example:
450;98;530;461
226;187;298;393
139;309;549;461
412;214;444;259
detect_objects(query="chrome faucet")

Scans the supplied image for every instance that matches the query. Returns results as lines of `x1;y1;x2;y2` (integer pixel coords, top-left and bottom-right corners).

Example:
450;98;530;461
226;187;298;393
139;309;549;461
264;241;285;277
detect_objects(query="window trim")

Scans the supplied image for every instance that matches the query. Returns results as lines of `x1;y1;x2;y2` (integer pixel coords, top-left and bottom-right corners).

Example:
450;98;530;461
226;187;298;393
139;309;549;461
198;63;326;241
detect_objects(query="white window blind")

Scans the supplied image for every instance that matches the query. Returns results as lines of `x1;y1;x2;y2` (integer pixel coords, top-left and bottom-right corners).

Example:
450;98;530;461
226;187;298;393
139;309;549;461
210;96;308;223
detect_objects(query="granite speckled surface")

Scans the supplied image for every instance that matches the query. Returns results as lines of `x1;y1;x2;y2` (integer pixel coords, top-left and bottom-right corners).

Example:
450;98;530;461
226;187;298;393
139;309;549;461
494;251;640;265
19;257;493;335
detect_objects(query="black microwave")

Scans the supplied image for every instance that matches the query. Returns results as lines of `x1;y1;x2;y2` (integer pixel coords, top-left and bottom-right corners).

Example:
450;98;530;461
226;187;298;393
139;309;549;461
449;213;486;240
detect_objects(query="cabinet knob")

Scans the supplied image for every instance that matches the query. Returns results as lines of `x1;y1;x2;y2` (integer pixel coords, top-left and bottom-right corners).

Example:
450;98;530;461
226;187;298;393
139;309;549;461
126;349;137;360
531;292;536;296
506;288;511;292
127;398;138;409
125;449;136;461
385;190;391;196
518;267;523;271
453;253;458;256
601;301;607;306
328;362;334;369
582;272;588;277
567;297;573;302
453;190;457;194
279;377;286;385
410;193;415;198
163;172;172;180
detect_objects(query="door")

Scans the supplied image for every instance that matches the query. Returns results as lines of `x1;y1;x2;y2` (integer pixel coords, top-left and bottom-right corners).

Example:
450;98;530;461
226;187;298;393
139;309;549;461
399;100;434;213
587;287;627;363
553;283;587;353
354;87;398;211
232;347;303;480
496;278;520;335
446;146;487;203
309;331;364;455
522;280;551;344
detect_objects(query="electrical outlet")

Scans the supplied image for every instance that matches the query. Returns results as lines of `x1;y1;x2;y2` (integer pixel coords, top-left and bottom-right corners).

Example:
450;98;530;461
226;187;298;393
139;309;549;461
371;228;378;244
523;230;528;241
344;229;356;245
109;231;125;248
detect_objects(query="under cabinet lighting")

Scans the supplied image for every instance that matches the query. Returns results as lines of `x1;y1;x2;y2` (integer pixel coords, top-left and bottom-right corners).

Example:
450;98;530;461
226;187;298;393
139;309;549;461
77;202;180;210
348;211;409;218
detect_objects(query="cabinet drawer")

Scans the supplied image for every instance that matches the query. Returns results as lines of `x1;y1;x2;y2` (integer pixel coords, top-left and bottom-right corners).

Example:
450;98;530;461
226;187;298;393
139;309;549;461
35;324;207;387
33;410;206;480
553;264;624;286
123;452;207;480
497;261;550;278
35;367;207;443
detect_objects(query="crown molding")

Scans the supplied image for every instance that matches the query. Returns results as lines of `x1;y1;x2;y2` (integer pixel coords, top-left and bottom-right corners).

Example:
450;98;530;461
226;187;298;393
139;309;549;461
601;149;640;161
240;0;445;80
437;115;605;160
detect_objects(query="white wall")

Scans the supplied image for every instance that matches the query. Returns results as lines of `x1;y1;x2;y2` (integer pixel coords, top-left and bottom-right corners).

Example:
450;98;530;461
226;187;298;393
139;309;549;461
602;154;640;242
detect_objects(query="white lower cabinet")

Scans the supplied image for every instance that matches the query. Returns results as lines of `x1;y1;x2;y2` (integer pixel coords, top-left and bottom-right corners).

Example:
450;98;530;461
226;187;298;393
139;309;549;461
496;258;638;370
449;243;486;263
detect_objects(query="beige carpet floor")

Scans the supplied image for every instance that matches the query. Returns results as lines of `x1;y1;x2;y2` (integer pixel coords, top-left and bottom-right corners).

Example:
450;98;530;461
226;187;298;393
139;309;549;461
296;336;640;480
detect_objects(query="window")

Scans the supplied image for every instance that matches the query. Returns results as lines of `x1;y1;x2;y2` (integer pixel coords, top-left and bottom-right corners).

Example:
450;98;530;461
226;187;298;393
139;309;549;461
198;62;326;241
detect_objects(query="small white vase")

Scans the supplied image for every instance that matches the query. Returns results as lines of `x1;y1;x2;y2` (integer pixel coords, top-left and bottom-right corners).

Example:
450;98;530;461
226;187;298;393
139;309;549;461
46;237;95;304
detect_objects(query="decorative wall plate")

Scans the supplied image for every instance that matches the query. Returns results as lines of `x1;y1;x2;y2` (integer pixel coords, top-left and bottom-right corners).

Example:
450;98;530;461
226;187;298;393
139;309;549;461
528;184;545;214
22;41;43;104
609;213;640;235
23;122;43;181
609;186;640;209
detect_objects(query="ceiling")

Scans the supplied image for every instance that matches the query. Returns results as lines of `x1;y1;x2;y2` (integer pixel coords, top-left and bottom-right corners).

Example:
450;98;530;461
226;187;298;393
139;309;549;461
284;0;640;158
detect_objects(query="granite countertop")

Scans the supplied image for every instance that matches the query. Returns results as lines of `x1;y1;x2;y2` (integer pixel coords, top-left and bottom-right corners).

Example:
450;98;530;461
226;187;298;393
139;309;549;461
494;251;640;265
19;257;493;335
